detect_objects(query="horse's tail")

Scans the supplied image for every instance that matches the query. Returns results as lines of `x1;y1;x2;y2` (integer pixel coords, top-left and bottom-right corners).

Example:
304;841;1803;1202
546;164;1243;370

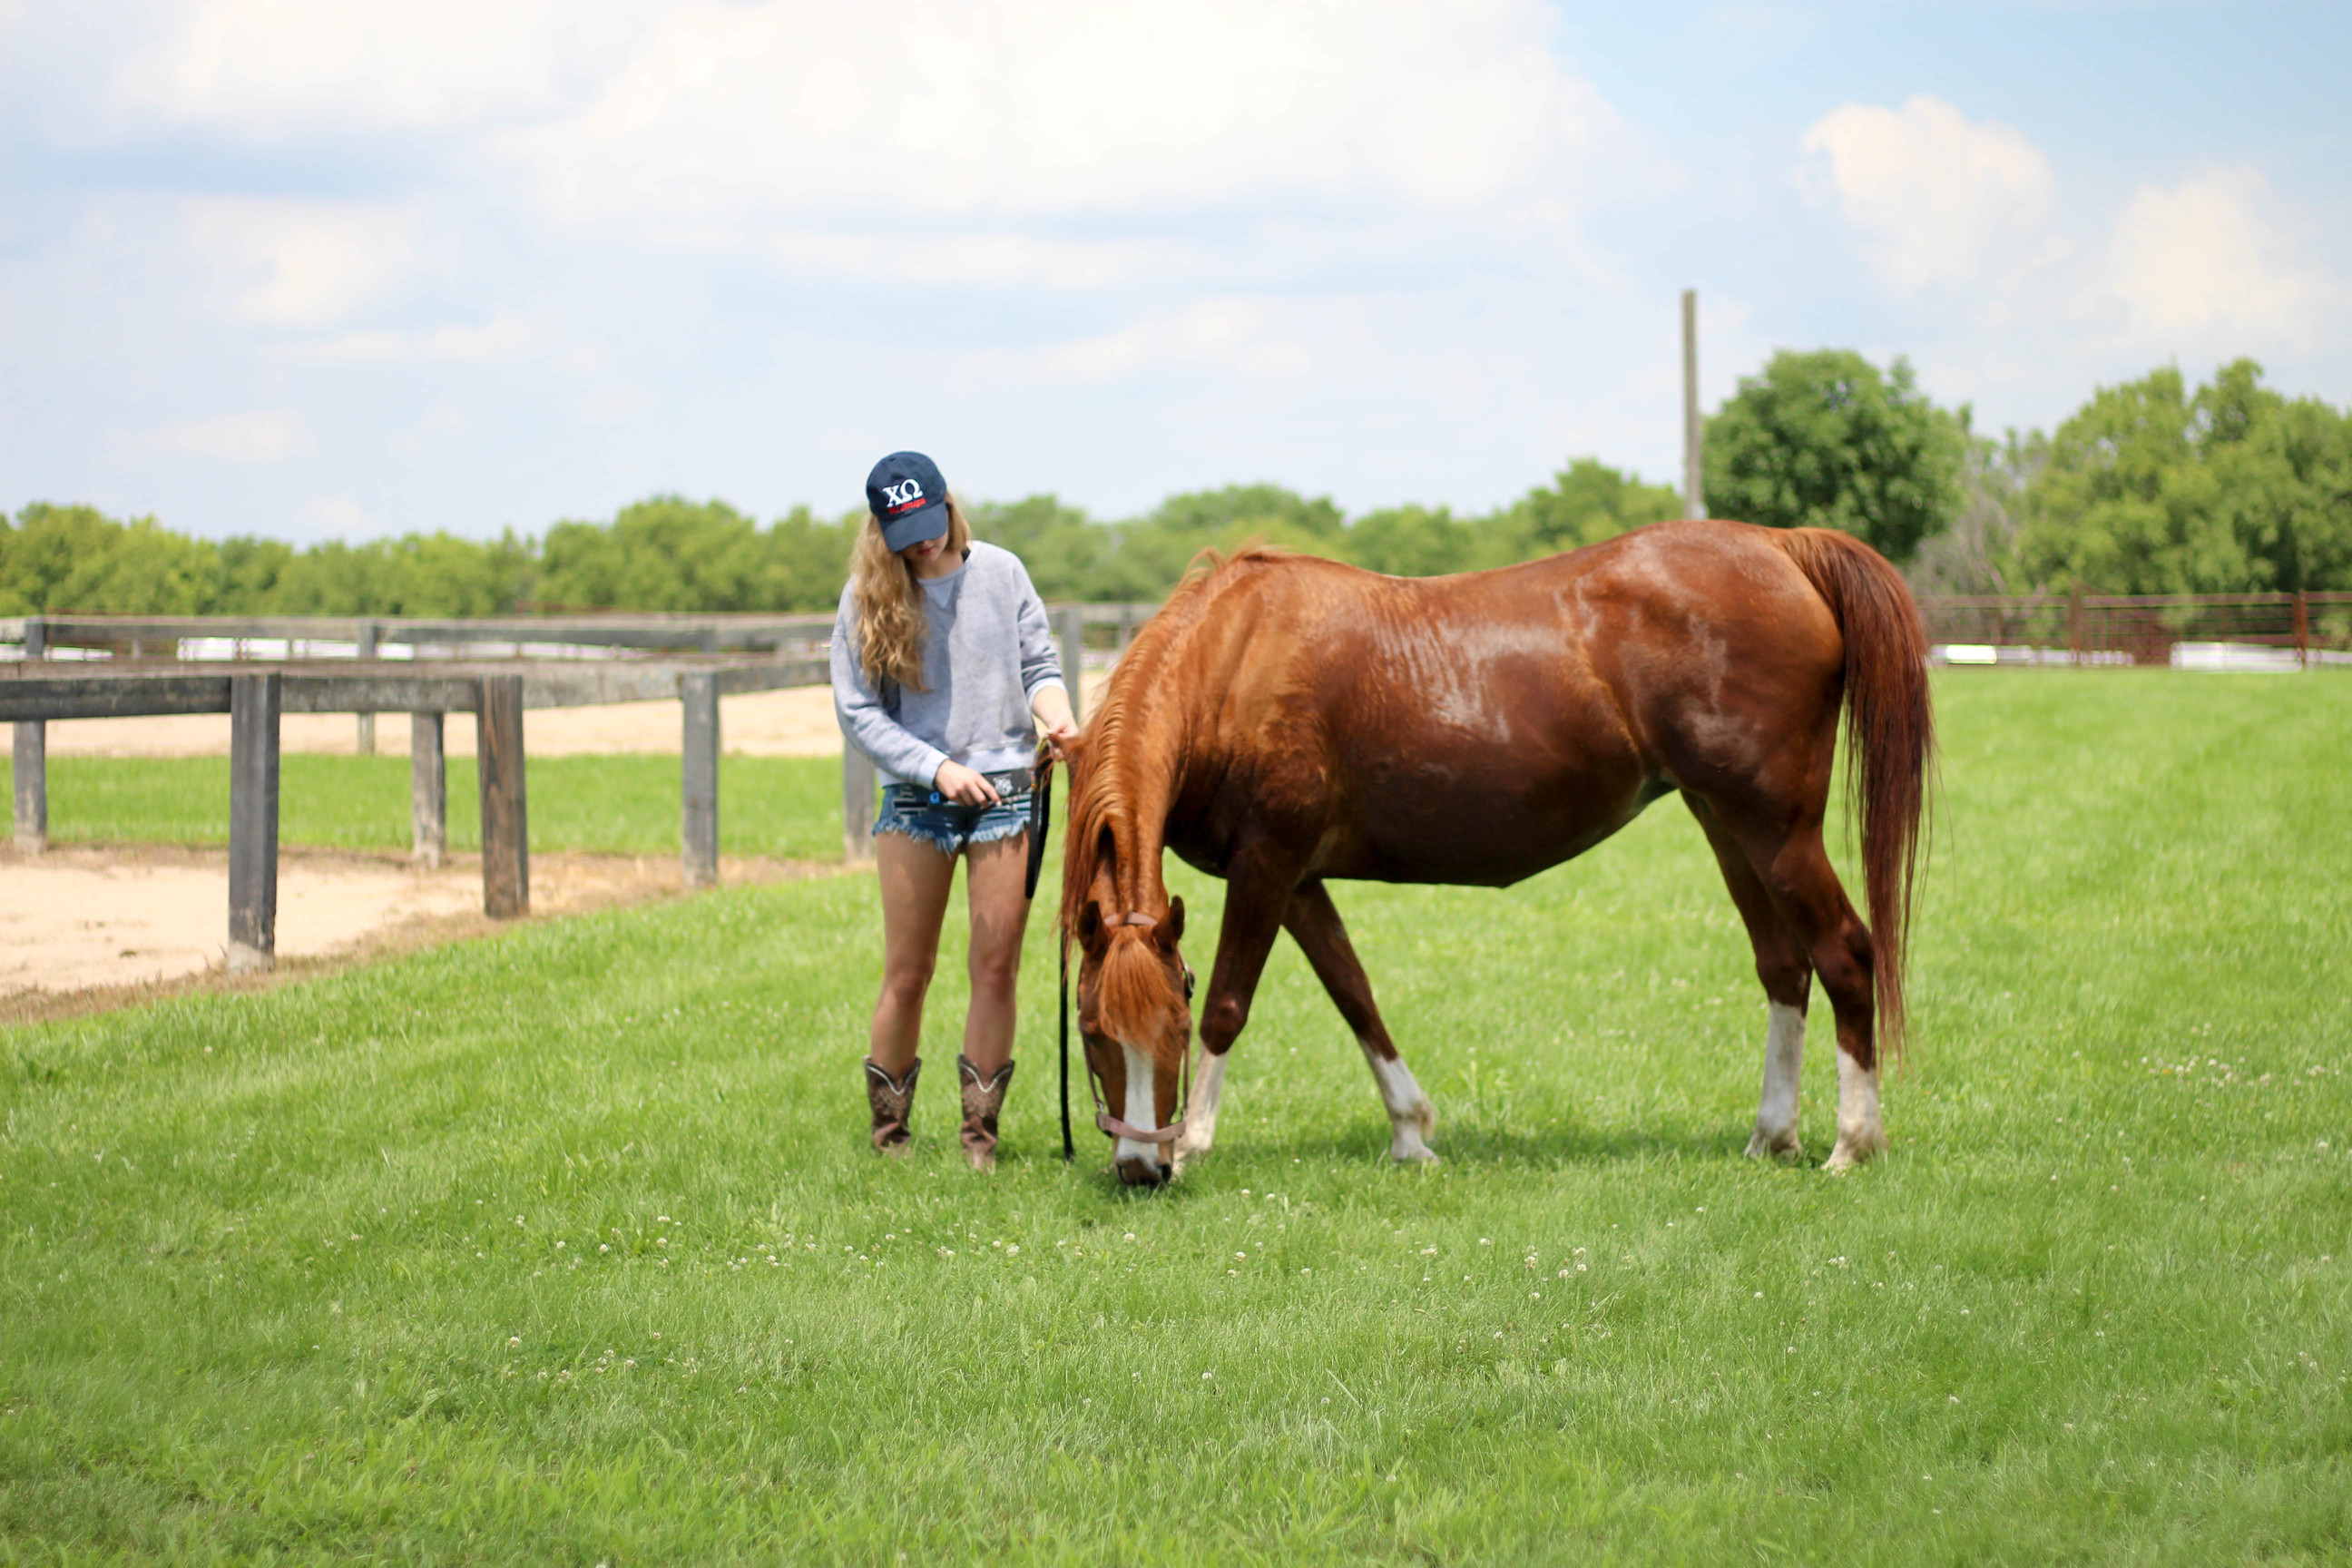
1770;527;1934;1057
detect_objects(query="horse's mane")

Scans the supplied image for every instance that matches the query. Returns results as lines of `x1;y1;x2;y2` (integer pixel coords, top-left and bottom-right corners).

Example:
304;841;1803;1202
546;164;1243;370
1058;544;1295;1063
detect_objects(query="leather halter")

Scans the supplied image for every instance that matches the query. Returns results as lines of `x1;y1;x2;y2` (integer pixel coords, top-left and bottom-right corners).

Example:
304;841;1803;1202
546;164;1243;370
1077;911;1196;1149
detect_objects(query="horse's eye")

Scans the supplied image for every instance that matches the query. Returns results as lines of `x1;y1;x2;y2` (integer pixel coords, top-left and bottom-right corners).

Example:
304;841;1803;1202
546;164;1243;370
1182;969;1196;1003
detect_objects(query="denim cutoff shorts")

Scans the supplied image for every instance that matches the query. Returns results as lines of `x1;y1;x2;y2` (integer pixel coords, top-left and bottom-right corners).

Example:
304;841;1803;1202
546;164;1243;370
875;776;1034;857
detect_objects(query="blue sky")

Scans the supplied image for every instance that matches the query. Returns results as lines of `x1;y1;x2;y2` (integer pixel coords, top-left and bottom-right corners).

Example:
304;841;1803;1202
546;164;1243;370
3;1;2346;542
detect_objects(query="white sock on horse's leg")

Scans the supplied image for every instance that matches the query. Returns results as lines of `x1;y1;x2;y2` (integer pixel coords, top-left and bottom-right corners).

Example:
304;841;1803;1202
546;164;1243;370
1173;1047;1228;1165
1827;1048;1886;1171
1746;1002;1806;1159
1361;1044;1437;1161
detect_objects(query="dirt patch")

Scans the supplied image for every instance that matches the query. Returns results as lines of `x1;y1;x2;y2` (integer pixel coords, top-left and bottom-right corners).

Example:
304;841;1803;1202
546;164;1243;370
0;842;844;1025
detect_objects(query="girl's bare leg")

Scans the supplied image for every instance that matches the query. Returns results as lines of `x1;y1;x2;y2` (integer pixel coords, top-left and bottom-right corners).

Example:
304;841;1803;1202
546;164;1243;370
960;832;1032;1073
870;831;957;1074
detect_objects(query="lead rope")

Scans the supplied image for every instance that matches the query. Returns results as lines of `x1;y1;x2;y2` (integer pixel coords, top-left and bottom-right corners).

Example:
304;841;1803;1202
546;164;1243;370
1028;745;1074;1161
1059;932;1074;1161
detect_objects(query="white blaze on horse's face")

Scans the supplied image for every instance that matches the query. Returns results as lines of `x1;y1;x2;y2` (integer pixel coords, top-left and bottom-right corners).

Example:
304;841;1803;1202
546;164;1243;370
1115;1044;1163;1170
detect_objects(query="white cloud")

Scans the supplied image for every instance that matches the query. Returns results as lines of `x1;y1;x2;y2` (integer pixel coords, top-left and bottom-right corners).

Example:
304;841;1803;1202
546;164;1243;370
1802;95;2054;292
146;408;309;463
103;0;624;137
2107;167;2334;340
282;317;534;363
509;0;1618;232
181;198;420;328
965;296;1322;386
302;493;377;537
769;230;1193;291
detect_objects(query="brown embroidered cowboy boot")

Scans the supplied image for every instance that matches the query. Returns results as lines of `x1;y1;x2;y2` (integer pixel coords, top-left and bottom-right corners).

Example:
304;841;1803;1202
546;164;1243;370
956;1055;1015;1171
864;1057;920;1155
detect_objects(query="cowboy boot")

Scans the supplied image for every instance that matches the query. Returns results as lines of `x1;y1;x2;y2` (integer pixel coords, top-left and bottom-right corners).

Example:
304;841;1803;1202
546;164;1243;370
957;1055;1016;1171
864;1057;920;1155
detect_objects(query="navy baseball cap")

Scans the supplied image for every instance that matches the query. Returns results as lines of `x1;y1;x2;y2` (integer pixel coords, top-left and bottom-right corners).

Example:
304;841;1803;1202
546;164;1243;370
866;451;951;552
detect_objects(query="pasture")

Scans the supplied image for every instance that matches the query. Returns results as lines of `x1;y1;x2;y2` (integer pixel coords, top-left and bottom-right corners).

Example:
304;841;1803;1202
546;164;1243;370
3;671;2347;1563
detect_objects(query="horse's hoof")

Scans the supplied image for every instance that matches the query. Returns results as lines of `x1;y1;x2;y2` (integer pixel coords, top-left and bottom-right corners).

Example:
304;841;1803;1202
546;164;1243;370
1745;1127;1803;1161
1389;1127;1439;1163
1824;1131;1886;1171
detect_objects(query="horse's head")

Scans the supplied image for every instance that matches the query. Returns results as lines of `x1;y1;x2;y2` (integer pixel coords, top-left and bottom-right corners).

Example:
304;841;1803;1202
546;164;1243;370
1073;896;1194;1187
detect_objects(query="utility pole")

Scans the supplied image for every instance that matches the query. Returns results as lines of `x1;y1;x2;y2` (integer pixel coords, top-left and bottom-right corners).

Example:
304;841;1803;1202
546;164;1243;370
1681;289;1704;520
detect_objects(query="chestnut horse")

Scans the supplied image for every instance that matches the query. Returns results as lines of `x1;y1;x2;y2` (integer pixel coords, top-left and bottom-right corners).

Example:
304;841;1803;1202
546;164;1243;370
1058;519;1931;1186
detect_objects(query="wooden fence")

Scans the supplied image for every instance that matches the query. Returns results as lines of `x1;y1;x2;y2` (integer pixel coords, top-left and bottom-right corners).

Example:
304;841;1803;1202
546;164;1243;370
0;606;1155;972
1920;591;2352;667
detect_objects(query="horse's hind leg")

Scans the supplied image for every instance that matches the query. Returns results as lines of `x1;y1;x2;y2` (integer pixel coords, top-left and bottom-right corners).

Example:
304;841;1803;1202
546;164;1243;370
1689;799;1814;1161
1712;810;1887;1170
1281;880;1437;1163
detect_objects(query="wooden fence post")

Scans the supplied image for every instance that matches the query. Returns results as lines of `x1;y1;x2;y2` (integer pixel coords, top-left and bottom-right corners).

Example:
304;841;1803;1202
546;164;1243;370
1055;604;1085;721
227;672;281;974
411;710;446;868
12;616;45;854
681;671;720;888
842;747;876;862
1681;288;1704;520
477;675;529;918
2294;591;2310;669
355;620;378;755
2068;589;2083;663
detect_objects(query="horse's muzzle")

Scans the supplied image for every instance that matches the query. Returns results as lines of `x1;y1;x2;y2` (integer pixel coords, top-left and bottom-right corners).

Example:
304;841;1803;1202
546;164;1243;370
1116;1153;1171;1188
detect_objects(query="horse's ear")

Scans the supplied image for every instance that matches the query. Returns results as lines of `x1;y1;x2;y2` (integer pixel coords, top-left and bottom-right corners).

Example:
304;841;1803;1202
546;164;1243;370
1159;897;1185;948
1076;899;1104;953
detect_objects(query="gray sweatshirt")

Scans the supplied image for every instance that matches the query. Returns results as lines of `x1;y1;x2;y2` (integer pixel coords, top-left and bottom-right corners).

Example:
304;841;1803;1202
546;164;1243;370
831;540;1065;786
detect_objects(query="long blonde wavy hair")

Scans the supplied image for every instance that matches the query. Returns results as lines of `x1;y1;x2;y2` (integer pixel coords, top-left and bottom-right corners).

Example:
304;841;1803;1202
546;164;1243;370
850;495;973;691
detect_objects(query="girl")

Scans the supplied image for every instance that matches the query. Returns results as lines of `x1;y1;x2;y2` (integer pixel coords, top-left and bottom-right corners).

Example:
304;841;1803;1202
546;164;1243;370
830;451;1076;1169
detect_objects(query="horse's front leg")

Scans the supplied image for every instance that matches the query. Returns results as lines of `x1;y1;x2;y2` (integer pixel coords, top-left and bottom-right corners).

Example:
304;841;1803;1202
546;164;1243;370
1171;842;1295;1171
1283;880;1436;1163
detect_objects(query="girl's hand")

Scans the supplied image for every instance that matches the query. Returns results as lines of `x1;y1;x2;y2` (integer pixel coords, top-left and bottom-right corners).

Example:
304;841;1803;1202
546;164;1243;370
1041;721;1079;763
934;760;1001;806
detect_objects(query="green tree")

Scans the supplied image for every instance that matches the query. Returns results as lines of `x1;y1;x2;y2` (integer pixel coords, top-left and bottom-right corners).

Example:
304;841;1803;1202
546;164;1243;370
761;505;861;612
1100;485;1349;595
1483;457;1683;564
537;496;773;612
965;495;1106;603
215;537;296;612
1;504;225;614
2015;360;2352;593
1907;430;2045;595
1702;349;1966;562
1347;505;1475;577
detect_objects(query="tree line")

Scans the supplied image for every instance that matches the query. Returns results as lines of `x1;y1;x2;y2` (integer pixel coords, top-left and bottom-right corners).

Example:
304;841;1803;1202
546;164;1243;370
6;356;2347;620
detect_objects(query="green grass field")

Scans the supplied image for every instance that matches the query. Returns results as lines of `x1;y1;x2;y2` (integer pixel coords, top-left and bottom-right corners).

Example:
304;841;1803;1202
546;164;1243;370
4;671;2348;1563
